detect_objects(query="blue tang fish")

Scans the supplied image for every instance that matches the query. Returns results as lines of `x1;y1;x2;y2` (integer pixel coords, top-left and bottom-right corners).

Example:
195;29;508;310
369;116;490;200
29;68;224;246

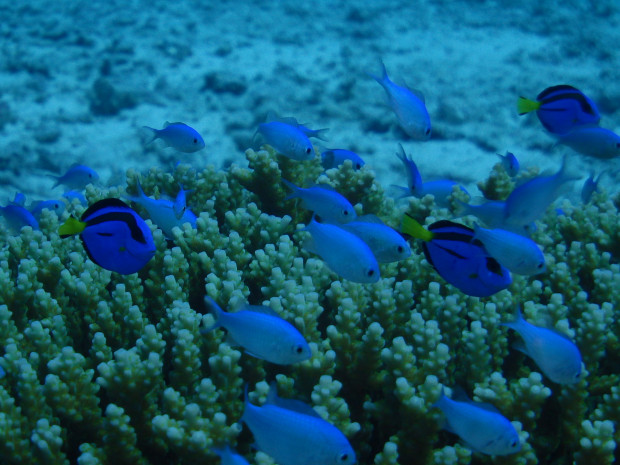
433;388;521;456
49;164;99;191
59;198;155;274
517;85;600;135
143;122;205;153
340;215;411;263
202;297;311;365
370;62;431;140
473;224;546;276
402;215;511;297
0;204;39;233
321;149;365;170
127;181;197;238
556;126;620;159
283;179;356;224
241;384;356;465
503;308;582;384
212;445;250;465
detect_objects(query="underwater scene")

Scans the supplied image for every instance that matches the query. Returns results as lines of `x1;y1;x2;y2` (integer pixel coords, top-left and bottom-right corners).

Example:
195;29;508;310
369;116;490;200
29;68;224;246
0;0;619;464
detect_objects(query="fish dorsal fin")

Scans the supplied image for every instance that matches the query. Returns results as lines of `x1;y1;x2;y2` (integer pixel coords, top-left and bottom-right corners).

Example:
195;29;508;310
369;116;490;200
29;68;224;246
267;383;321;418
240;304;280;318
452;386;501;414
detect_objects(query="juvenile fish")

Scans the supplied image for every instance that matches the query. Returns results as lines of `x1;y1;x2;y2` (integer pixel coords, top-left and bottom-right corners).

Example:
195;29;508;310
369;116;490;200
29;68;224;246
202;297;311;365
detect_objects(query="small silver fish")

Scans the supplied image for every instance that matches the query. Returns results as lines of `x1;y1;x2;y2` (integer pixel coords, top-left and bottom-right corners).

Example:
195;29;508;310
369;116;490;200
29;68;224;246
143;122;205;153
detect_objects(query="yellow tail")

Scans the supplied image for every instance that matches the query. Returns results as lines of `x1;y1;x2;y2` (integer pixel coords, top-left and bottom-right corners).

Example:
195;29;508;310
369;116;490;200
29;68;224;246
517;97;541;115
401;214;433;242
59;217;86;238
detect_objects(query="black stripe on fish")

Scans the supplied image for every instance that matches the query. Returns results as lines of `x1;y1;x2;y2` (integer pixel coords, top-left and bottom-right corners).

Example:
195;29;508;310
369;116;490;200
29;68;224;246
539;90;597;116
86;211;148;244
81;198;134;222
537;84;578;100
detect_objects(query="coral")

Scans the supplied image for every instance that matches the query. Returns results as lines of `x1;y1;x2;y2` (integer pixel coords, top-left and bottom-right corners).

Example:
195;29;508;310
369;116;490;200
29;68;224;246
0;146;618;465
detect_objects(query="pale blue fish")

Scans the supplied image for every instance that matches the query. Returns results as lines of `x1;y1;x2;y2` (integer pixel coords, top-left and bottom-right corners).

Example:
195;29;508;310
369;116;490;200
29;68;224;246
581;171;605;203
556;126;620;159
456;200;536;235
127;181;197;238
173;184;193;220
433;388;520;456
340;215;411;263
422;180;469;209
370;61;431;140
241;384;356;465
49;164;99;190
297;123;329;141
473;224;545;275
30;199;66;218
303;218;379;283
143;122;205;153
202;297;311;365
0;204;39;232
282;179;356;224
321;149;365;170
502;308;582;384
503;156;578;227
496;152;519;177
63;190;88;206
212;445;250;465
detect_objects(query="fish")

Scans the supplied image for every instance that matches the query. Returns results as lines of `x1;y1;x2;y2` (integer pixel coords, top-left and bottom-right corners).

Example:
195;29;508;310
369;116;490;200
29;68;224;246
401;215;511;297
59;198;155;274
321;149;365;170
581;171;605;203
433;388;521;456
30;199;66;218
143;122;205;153
0;204;39;233
241;383;356;465
49;164;99;191
370;62;431;140
11;192;26;207
255;114;322;161
503;156;578;227
0;364;5;379
212;445;250;465
127;181;197;238
63;190;88;206
173;184;193;220
496;152;519;177
421;180;469;209
202;297;311;365
303;218;380;284
282;179;356;224
502;308;582;384
556;126;620;159
340;215;411;263
517;85;600;135
473;224;545;275
456;200;536;236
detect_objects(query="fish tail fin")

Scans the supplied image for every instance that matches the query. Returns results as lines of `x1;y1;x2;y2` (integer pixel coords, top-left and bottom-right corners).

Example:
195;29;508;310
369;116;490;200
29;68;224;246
141;126;159;145
47;174;61;189
517;97;540;115
401;214;433;241
200;296;224;334
368;59;389;86
59;216;86;238
500;305;525;331
281;179;300;200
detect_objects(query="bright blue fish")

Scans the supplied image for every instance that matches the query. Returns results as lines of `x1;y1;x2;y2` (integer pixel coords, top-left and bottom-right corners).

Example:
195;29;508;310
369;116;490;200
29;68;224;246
256;120;315;161
581;172;605;203
212;445;250;465
59;198;155;274
202;297;311;365
402;215;511;297
241;384;356;465
283;179;356;224
433;388;520;456
556;126;620;159
518;85;600;135
50;164;99;191
303;218;380;283
340;215;411;263
370;62;431;140
143;122;205;153
496;152;519;177
127;181;197;238
173;184;193;220
473;224;546;275
321;149;365;170
0;364;5;379
11;192;26;206
502;308;582;384
0;204;39;233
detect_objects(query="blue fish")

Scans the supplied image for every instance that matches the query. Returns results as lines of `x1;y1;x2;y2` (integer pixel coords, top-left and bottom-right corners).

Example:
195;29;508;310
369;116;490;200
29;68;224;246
496;152;519;177
321;149;365;170
502;308;582;384
59;198;155;274
283;179;356;224
63;190;88;206
256;120;315;161
340;215;411;263
0;204;39;233
173;184;193;220
517;85;600;135
49;164;99;191
402;215;511;297
30;199;66;218
556;126;620;159
370;62;431;140
303;218;379;283
143;122;205;153
202;297;311;365
127;181;197;238
241;384;356;465
581;171;605;203
0;364;5;378
456;200;536;235
212;445;250;465
433;388;520;456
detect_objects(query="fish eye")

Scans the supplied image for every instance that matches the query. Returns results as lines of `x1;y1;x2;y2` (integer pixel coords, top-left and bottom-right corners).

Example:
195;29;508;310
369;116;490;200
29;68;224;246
537;262;544;269
338;453;349;462
367;269;375;277
343;209;349;216
355;164;361;169
425;128;431;136
293;344;304;354
306;147;312;154
88;173;92;178
193;138;197;144
510;440;518;448
575;372;581;379
397;245;404;253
